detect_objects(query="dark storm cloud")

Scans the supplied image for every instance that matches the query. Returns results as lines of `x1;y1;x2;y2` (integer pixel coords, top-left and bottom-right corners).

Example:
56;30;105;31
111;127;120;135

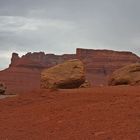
0;0;140;69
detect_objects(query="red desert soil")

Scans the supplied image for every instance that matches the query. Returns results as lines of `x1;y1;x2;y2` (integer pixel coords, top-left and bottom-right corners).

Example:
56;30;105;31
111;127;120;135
0;86;140;140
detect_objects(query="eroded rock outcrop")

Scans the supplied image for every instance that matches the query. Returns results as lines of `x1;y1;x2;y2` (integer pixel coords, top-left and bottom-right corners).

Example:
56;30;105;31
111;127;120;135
0;52;76;93
0;48;139;93
41;59;85;89
77;48;140;86
10;52;76;69
108;63;140;86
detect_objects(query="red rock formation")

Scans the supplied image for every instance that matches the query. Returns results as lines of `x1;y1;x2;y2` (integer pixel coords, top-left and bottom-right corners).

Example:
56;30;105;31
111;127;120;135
0;52;76;93
9;52;76;69
41;59;85;89
108;63;140;86
0;48;139;93
76;48;140;86
10;53;20;66
0;67;41;94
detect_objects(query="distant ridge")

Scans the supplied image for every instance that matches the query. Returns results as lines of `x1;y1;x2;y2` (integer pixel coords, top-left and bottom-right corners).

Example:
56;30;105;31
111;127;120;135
0;48;139;93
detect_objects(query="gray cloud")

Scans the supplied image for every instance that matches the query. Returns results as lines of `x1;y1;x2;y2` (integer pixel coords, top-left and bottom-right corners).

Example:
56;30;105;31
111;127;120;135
0;0;140;69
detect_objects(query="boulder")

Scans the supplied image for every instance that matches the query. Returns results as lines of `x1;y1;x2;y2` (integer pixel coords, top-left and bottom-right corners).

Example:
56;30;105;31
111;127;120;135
0;82;6;95
41;59;86;89
108;63;140;86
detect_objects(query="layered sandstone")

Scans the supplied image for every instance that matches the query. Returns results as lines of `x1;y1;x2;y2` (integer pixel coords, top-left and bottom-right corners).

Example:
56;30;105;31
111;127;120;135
0;67;41;94
0;48;139;93
0;52;76;93
77;48;140;85
10;52;76;69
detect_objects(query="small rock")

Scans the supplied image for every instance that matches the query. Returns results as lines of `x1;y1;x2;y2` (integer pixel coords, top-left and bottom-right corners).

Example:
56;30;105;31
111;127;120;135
79;80;91;88
0;82;6;95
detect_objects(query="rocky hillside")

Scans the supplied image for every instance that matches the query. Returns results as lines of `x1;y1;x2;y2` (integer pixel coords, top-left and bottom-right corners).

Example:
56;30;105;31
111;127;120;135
0;48;139;93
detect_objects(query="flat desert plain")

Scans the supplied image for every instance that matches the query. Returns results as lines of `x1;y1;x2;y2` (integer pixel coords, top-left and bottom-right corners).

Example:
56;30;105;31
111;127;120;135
0;86;140;140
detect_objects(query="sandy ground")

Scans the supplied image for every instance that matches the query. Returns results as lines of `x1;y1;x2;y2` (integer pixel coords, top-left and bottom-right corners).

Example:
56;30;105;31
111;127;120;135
0;86;140;140
0;95;17;100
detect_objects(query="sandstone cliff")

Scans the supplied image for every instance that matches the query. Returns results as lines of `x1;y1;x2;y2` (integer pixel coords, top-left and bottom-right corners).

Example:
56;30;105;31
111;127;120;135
10;52;76;69
76;48;140;85
0;52;76;93
0;48;139;93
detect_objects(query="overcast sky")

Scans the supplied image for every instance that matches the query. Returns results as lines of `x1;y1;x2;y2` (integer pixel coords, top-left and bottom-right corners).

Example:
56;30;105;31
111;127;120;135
0;0;140;70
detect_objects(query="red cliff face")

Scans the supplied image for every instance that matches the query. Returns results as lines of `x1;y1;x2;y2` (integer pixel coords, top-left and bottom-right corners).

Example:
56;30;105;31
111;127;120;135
0;52;76;93
76;48;140;85
9;52;76;69
0;48;139;93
